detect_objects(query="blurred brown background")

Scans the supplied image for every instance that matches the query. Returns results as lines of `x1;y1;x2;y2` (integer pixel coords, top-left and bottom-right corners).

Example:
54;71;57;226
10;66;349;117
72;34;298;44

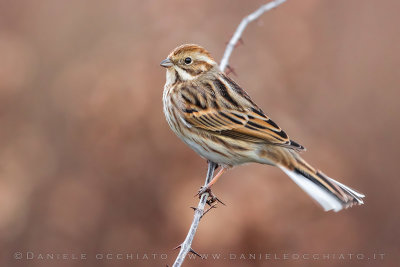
1;0;399;266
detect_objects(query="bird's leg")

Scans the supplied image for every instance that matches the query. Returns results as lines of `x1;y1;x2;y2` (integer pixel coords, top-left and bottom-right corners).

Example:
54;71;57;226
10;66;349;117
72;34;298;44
203;167;227;190
197;163;227;205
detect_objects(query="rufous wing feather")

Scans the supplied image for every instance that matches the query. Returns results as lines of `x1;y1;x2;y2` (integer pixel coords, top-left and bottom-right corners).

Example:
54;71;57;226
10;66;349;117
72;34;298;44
180;94;305;151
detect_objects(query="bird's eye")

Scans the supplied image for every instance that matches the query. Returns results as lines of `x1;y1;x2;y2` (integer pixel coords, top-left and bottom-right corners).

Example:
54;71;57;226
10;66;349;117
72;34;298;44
184;57;192;64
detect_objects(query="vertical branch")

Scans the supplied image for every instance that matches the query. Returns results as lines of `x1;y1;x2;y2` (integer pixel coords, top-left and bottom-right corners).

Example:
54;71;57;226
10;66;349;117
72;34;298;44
219;0;287;72
172;162;217;267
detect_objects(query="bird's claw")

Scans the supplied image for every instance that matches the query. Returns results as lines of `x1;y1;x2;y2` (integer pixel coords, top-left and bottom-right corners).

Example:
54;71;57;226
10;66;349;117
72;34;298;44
196;186;225;206
197;185;210;196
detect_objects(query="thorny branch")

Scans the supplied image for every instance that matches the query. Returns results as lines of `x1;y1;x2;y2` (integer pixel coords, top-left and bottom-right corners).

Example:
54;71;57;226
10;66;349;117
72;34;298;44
172;162;217;267
220;0;287;72
171;1;288;266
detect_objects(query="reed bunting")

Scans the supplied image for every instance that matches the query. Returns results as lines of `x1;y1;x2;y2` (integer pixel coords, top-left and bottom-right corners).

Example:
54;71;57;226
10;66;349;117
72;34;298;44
161;44;364;212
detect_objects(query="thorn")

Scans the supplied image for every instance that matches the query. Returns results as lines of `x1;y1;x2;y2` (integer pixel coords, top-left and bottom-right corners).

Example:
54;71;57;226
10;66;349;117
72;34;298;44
225;38;244;48
189;248;203;258
190;206;198;212
173;244;202;258
201;204;217;218
207;191;226;206
215;197;226;206
225;65;237;76
207;197;226;206
235;38;244;48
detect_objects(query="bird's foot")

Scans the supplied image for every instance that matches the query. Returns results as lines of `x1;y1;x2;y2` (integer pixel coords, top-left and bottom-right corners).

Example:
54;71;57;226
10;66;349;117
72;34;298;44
196;186;225;206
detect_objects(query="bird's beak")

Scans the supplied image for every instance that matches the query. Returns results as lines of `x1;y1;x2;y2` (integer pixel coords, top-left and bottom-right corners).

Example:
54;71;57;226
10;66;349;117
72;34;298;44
160;58;173;68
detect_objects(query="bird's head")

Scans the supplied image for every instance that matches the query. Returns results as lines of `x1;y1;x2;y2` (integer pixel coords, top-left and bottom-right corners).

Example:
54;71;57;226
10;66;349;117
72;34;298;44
161;44;218;82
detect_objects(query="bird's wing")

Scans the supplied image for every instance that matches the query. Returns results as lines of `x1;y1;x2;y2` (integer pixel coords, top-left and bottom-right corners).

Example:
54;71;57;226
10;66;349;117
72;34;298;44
183;107;304;151
177;85;304;151
174;75;305;151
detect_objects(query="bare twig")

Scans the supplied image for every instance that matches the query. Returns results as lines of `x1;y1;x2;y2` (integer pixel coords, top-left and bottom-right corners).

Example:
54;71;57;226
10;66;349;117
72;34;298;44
219;0;287;72
171;1;287;266
172;161;217;267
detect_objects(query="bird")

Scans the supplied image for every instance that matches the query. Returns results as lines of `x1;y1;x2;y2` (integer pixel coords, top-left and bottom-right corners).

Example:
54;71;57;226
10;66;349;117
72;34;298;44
161;44;364;212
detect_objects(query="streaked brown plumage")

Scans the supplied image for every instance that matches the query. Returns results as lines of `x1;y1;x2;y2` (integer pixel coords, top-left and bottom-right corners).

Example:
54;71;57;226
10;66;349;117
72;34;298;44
161;44;365;212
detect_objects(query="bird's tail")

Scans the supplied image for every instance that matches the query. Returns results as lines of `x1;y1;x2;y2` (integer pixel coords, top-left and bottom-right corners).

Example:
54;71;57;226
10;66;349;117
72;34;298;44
278;157;365;212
